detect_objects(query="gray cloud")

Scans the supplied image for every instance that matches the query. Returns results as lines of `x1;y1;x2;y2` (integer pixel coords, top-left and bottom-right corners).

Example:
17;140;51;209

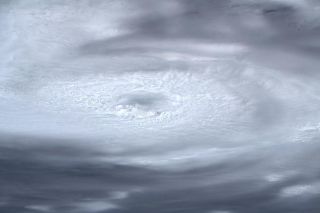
1;0;320;212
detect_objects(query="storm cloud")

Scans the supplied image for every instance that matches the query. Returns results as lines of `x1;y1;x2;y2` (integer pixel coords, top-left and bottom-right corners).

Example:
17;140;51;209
1;0;320;212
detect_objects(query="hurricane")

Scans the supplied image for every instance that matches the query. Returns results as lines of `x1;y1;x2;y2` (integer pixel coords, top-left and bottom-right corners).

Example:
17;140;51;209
1;0;320;212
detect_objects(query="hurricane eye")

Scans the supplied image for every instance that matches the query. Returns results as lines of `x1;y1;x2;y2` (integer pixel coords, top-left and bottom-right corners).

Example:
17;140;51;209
117;92;166;108
113;92;169;119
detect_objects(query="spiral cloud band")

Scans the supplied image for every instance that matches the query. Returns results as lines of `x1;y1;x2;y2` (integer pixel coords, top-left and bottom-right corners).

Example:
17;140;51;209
1;0;320;212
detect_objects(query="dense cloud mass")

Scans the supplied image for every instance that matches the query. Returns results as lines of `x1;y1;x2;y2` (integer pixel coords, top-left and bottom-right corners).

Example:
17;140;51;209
1;0;320;212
